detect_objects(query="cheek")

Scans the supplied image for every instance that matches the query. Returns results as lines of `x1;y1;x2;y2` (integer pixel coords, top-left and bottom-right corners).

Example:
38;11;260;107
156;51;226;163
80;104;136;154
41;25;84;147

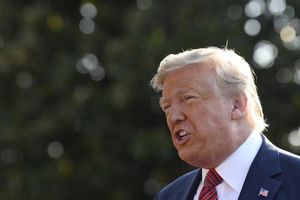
188;108;207;127
166;116;173;131
191;111;228;141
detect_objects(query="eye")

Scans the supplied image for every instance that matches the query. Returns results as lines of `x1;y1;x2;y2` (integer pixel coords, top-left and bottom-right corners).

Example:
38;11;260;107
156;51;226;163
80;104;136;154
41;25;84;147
183;95;196;102
162;104;171;112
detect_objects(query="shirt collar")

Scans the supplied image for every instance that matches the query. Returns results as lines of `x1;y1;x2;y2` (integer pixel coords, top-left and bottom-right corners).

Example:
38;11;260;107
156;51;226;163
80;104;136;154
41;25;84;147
214;131;262;193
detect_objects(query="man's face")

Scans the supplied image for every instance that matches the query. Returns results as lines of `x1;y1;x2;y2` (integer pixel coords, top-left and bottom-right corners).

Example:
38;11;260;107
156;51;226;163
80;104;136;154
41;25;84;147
161;64;238;168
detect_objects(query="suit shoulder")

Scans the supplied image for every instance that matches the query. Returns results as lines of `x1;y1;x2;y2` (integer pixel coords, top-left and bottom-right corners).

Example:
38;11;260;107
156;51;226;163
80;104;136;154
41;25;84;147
155;169;200;200
164;169;199;188
264;135;300;166
278;148;300;167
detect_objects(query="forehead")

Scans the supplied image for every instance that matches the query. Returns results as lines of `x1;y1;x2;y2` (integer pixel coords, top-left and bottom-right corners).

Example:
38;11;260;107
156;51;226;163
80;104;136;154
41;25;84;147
161;64;217;96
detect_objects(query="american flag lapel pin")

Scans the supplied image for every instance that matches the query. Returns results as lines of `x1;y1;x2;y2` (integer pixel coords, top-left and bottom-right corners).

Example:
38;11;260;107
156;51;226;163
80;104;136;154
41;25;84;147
258;187;269;197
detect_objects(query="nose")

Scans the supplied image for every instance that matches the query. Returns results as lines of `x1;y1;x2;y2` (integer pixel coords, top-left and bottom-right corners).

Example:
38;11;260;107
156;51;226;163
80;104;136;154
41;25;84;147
167;105;185;125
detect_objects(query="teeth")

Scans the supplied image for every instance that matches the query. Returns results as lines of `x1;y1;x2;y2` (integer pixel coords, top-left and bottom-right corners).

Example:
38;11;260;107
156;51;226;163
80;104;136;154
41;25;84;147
179;131;187;137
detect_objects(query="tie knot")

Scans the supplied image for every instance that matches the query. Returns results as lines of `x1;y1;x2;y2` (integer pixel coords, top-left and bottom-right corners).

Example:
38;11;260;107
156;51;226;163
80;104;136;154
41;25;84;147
203;169;223;188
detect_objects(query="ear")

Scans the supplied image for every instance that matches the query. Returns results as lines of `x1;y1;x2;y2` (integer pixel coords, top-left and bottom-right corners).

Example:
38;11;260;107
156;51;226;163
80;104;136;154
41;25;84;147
231;92;248;120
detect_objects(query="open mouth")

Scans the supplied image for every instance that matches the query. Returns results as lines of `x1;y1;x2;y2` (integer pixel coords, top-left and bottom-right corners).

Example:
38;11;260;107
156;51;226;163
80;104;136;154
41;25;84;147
175;130;191;144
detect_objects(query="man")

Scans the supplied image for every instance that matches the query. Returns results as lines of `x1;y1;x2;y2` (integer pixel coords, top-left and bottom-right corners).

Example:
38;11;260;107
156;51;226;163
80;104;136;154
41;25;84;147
150;47;300;200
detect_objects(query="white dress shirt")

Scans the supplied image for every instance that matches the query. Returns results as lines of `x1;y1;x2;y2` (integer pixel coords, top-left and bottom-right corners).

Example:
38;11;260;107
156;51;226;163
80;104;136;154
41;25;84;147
194;131;262;200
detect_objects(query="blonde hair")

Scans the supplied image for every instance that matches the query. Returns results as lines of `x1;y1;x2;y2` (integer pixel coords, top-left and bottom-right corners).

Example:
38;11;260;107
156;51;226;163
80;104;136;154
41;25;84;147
151;47;268;132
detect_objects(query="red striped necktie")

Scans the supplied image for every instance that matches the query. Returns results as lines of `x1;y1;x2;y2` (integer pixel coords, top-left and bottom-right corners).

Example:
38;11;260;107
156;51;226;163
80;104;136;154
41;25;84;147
198;169;223;200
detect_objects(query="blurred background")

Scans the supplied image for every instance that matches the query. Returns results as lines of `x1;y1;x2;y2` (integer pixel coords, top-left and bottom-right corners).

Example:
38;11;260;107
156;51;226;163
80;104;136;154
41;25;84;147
0;0;299;199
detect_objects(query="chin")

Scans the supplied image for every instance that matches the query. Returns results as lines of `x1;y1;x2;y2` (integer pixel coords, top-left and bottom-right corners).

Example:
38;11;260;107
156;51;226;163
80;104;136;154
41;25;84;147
178;151;199;167
178;151;210;168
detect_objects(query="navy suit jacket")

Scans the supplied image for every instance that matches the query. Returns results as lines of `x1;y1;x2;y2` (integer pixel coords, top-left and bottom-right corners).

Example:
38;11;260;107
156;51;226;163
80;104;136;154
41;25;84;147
154;135;300;200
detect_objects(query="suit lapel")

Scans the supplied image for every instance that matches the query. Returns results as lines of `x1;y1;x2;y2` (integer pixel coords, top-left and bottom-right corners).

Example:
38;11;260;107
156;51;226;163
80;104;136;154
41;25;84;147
238;135;282;200
182;169;202;200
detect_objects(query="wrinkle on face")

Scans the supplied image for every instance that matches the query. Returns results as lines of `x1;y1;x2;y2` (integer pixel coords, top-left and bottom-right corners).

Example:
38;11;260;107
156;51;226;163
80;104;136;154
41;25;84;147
161;64;241;168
